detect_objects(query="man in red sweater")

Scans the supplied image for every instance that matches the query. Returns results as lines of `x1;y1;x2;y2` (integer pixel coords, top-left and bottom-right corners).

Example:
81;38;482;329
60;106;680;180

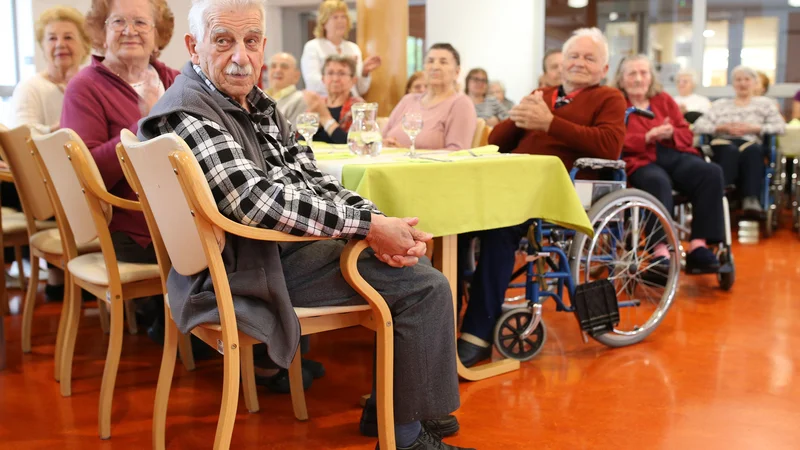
458;27;627;367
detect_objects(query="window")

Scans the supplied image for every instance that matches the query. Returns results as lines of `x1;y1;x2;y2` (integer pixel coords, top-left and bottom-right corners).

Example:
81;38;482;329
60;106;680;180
1;0;34;98
407;37;423;76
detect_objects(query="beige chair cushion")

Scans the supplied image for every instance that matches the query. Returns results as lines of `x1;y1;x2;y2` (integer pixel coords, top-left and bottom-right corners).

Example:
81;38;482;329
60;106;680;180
192;304;372;333
67;252;160;286
2;215;57;235
29;228;101;256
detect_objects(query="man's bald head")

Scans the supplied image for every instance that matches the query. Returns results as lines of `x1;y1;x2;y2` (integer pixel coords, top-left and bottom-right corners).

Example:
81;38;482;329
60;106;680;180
268;52;300;91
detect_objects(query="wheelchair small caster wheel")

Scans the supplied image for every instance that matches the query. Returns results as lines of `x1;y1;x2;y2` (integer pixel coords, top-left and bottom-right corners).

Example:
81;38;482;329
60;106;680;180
717;248;735;291
493;308;547;361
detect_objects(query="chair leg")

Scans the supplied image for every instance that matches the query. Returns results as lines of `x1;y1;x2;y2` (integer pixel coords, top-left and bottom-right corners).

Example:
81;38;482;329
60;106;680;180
20;255;40;353
239;344;259;413
124;299;138;335
153;314;179;450
375;325;396;450
177;332;195;372
98;297;125;439
14;245;27;291
59;279;83;396
213;339;241;449
97;297;110;334
289;347;308;421
53;272;71;381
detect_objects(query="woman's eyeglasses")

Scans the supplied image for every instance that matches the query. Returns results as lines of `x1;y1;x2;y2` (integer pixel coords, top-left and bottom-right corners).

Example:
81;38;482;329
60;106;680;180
105;16;154;33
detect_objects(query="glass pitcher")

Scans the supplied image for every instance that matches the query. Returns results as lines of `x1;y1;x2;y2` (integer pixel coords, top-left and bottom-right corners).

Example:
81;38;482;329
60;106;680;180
347;102;382;156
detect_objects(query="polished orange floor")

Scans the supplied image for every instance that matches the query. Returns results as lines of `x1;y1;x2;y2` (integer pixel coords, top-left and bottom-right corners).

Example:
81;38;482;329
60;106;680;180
1;227;800;449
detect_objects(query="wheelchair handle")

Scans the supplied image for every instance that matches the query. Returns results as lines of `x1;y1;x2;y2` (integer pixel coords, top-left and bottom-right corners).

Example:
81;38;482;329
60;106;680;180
624;106;655;125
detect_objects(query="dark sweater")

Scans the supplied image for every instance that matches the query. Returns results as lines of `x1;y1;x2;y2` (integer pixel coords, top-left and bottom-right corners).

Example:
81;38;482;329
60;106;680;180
60;55;178;248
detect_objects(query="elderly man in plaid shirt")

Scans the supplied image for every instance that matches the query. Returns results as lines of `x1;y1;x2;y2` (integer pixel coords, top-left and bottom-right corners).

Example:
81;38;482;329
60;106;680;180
139;1;471;449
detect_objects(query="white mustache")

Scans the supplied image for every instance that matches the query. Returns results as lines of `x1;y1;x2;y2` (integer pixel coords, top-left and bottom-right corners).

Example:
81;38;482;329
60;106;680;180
225;63;253;76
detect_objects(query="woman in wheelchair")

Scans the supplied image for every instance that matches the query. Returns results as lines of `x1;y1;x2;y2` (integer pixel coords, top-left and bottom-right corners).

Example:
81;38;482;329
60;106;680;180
693;66;786;217
613;55;725;274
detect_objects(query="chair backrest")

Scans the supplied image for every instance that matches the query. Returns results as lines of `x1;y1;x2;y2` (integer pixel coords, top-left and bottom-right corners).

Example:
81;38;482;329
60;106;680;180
471;118;486;148
0;125;54;228
118;131;212;277
30;129;107;245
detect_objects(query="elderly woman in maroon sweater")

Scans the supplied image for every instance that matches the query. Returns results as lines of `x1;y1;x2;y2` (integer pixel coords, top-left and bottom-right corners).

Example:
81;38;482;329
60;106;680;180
60;0;177;264
613;54;724;275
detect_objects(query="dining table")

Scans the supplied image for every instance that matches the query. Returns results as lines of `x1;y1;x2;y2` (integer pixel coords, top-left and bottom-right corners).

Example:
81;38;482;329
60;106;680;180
313;143;592;381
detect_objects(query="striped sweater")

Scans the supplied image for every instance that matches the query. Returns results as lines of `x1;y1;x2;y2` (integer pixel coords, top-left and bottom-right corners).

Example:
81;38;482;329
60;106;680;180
693;96;786;143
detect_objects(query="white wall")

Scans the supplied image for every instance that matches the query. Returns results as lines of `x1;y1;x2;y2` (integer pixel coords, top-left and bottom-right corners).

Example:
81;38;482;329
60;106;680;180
426;0;541;103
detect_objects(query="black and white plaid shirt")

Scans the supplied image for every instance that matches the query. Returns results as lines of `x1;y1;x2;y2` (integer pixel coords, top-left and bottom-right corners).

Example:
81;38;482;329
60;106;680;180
143;65;379;239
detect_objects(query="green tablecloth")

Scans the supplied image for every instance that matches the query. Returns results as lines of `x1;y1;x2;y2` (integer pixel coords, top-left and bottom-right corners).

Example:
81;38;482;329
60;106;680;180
316;152;592;237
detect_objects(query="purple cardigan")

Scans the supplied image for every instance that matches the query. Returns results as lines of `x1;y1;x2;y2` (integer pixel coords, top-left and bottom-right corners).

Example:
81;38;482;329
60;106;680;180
61;55;178;248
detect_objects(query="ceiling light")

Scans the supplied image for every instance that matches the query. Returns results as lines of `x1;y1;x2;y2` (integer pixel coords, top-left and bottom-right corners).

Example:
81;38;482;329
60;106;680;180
568;0;589;8
703;29;715;38
609;12;619;21
790;0;800;7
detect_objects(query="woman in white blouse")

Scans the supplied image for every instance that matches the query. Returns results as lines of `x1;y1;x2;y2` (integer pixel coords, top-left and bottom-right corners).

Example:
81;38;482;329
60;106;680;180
10;6;90;133
300;0;381;96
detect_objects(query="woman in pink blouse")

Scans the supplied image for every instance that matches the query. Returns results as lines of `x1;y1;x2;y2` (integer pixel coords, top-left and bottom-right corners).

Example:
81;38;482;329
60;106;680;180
383;43;477;151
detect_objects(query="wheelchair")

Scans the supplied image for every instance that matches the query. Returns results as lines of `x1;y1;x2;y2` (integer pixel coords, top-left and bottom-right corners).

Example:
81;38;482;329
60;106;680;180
491;107;681;361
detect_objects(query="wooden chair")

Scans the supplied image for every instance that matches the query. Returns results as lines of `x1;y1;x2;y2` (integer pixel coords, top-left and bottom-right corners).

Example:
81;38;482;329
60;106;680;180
117;130;396;450
471;118;486;148
0;125;102;370
30;129;191;439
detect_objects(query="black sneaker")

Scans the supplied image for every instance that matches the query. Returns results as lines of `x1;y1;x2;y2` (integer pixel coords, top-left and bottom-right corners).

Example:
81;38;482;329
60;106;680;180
685;247;721;275
254;367;313;394
301;358;326;379
360;402;459;438
456;339;492;368
640;256;670;287
376;427;475;450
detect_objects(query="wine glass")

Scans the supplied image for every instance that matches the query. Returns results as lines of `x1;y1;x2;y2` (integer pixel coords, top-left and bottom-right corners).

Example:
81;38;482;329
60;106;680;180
296;112;320;150
402;112;424;158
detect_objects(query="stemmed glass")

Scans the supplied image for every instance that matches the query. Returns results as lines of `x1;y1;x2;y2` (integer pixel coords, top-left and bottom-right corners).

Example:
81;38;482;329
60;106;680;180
296;112;320;150
402;112;424;158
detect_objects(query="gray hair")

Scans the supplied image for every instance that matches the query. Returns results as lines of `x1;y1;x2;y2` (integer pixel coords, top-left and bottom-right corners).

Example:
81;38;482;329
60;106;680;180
489;80;505;92
676;68;697;84
610;54;663;99
562;27;609;66
189;0;266;41
731;65;758;81
322;54;357;77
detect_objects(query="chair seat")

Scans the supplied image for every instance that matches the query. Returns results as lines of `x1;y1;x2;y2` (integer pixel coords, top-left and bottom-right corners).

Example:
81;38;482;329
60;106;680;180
29;228;101;256
67;252;161;286
194;304;373;333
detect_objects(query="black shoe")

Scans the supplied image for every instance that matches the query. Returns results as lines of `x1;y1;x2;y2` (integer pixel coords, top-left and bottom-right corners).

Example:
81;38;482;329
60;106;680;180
360;402;459;438
685;247;721;275
640;256;670;287
456;338;492;368
254;367;313;394
301;358;326;379
44;284;64;302
376;427;475;450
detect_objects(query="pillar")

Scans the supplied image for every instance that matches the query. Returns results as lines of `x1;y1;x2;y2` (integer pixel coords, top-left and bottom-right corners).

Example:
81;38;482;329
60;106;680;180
357;0;408;116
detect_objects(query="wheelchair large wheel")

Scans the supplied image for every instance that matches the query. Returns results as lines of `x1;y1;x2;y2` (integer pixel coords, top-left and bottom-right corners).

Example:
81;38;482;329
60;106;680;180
493;308;547;361
568;188;680;348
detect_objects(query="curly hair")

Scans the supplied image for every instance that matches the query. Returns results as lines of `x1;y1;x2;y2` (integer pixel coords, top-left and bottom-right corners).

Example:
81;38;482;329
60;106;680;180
84;0;174;56
314;0;351;39
35;6;92;61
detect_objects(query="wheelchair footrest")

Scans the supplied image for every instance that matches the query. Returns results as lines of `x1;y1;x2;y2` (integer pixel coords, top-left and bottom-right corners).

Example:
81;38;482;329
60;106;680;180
572;279;619;337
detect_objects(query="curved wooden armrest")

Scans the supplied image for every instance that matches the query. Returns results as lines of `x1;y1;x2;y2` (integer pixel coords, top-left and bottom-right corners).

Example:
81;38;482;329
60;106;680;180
340;240;392;321
169;150;327;244
64;141;143;211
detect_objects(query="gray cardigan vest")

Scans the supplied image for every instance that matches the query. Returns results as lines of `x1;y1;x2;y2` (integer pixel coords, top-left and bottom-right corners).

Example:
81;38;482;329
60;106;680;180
139;62;300;368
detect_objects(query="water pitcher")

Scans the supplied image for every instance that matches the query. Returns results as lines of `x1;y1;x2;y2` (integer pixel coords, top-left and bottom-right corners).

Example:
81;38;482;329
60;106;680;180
347;102;382;156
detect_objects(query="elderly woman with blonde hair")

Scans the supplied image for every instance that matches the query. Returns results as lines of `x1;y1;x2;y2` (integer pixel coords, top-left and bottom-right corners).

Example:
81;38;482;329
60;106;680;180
300;0;381;96
693;65;786;216
613;54;726;276
10;6;91;133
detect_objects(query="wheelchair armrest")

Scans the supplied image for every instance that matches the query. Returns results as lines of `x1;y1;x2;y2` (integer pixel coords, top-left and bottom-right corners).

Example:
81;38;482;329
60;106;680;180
573;158;626;171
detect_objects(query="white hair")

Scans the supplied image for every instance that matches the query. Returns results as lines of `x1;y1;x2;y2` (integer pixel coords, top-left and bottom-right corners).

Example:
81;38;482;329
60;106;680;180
731;65;758;81
489;80;505;92
561;27;609;66
676;68;697;84
189;0;266;41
